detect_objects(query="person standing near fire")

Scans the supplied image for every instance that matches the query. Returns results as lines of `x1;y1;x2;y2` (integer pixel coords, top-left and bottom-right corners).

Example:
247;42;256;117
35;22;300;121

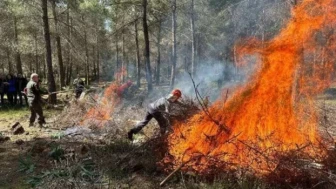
127;89;182;140
26;73;46;127
73;74;85;99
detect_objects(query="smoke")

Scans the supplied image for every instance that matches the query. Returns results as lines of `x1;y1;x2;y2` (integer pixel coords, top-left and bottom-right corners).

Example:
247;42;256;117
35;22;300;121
165;0;290;101
173;58;257;101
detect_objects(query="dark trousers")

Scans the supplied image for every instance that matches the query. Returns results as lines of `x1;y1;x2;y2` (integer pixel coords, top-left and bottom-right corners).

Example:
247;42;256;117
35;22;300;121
29;102;45;124
0;93;4;105
7;92;16;105
75;91;82;99
17;91;23;105
132;111;168;135
23;94;28;106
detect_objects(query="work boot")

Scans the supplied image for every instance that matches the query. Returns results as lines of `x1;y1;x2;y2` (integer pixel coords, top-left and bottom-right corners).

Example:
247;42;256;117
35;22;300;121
127;130;134;141
38;122;45;128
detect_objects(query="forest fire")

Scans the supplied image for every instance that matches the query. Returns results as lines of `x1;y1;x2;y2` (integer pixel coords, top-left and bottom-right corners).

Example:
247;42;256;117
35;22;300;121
166;0;336;175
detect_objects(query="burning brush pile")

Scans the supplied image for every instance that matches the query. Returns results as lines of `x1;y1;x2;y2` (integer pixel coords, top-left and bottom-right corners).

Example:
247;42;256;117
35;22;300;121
80;82;122;128
163;0;336;185
56;70;133;131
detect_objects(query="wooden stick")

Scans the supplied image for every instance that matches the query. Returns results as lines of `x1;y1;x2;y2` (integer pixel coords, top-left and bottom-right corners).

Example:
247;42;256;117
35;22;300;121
160;162;186;187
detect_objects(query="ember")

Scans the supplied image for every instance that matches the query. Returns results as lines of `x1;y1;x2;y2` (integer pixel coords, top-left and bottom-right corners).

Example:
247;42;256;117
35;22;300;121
166;0;336;175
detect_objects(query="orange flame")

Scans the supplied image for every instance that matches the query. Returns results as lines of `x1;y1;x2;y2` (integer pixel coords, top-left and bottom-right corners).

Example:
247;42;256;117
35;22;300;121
81;69;129;127
166;0;336;175
81;82;121;127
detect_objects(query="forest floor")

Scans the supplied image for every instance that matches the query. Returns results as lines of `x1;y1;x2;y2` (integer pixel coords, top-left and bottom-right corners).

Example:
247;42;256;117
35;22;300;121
0;86;336;189
0;107;63;188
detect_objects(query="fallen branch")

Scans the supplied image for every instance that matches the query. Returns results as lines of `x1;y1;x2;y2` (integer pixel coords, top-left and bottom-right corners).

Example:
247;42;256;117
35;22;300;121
160;161;188;187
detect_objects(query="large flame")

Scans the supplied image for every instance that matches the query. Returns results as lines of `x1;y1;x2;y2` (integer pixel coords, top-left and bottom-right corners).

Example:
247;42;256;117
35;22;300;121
166;0;336;174
81;69;128;127
81;82;121;127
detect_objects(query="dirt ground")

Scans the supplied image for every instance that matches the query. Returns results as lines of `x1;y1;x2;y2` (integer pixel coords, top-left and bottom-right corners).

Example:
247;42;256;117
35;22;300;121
0;107;63;188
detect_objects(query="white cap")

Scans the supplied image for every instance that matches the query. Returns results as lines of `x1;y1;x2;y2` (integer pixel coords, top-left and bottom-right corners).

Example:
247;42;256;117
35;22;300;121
30;73;38;80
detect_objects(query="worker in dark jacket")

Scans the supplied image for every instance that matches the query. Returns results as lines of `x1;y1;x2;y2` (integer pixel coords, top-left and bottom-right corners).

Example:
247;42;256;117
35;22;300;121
7;74;17;105
16;74;27;106
0;74;5;106
26;73;45;127
127;89;182;140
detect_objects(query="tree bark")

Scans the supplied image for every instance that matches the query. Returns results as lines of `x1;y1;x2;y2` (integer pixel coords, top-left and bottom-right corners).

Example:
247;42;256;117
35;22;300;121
84;25;89;85
43;52;46;79
29;55;33;73
135;20;141;88
13;16;23;74
115;34;120;78
170;0;177;89
52;0;65;88
66;8;72;85
142;0;153;91
34;32;39;75
81;15;90;85
191;0;196;77
92;45;96;79
96;26;100;82
41;0;57;103
122;29;126;82
155;19;162;85
6;48;12;74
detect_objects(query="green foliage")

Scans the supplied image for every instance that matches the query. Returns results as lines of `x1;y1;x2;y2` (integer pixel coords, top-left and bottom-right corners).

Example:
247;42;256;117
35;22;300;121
22;154;99;187
18;154;35;174
48;144;65;161
51;132;65;139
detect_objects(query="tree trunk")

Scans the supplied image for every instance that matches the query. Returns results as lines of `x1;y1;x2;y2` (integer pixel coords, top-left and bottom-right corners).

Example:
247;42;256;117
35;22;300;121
83;16;89;85
67;55;72;85
34;32;39;75
96;27;100;82
41;0;57;103
142;0;153;91
92;45;96;79
43;52;46;79
66;14;73;85
66;9;72;85
84;29;89;85
168;46;172;81
191;0;196;77
96;48;99;82
13;16;23;74
52;0;65;88
29;55;33;73
155;19;162;85
170;0;177;89
115;34;120;78
122;29;126;82
6;48;12;73
135;20;141;88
